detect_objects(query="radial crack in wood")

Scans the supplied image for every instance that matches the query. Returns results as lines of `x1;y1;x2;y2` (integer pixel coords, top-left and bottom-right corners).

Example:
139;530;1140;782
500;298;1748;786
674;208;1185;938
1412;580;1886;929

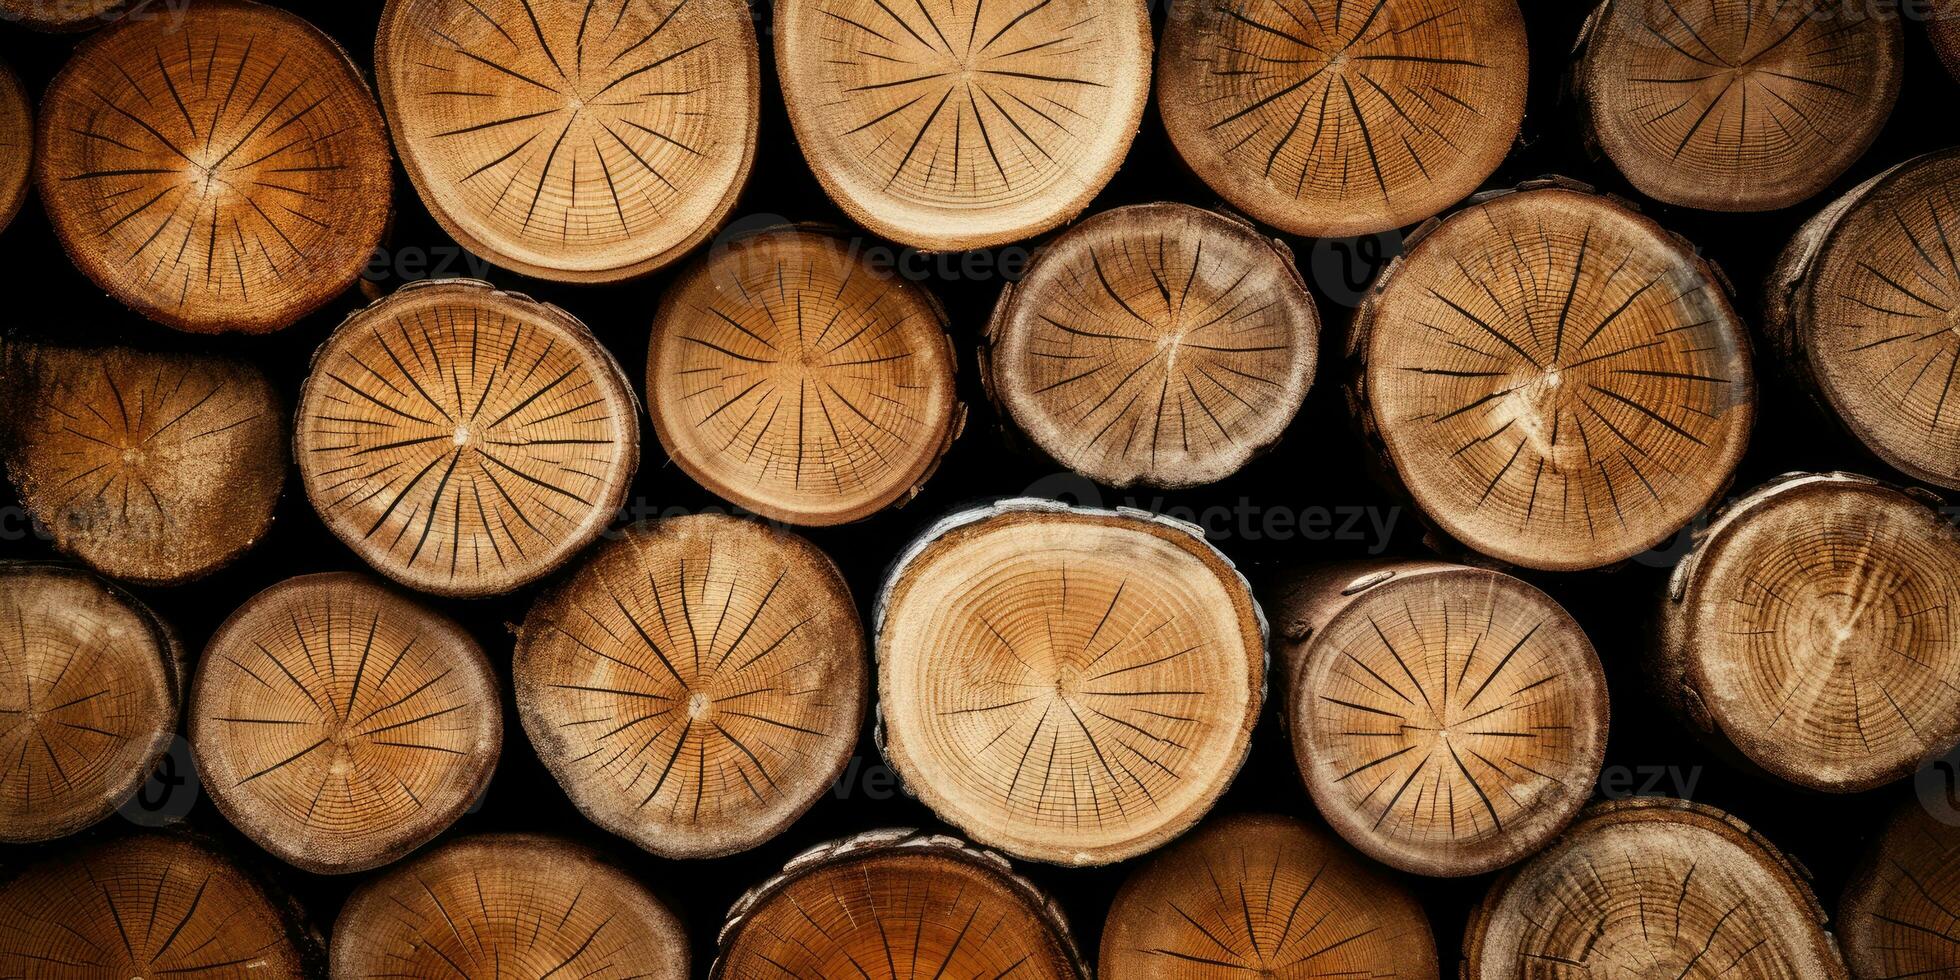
188;572;501;874
1841;801;1960;979
1352;183;1754;571
1573;0;1900;212
34;0;393;333
876;500;1265;865
296;279;640;597
332;834;689;979
0;0;129;32
774;0;1151;250
375;0;759;283
984;203;1319;489
0;60;28;234
713;828;1089;979
1157;0;1526;238
646;227;961;526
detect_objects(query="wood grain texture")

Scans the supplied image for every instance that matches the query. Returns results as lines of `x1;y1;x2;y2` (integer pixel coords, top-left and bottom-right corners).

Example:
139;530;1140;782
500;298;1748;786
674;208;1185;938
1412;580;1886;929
876;500;1265;866
1352;182;1754;571
646;227;962;526
774;0;1151;250
1933;0;1960;80
1156;0;1527;238
189;572;501;874
983;203;1319;489
0;0;129;32
1573;0;1901;212
374;0;760;283
1840;802;1960;980
1099;812;1440;979
296;279;640;597
0;60;28;234
33;0;393;333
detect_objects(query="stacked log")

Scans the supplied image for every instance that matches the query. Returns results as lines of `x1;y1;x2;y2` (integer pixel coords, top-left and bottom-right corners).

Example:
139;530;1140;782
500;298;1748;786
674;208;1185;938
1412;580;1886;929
0;59;26;234
1840;802;1960;979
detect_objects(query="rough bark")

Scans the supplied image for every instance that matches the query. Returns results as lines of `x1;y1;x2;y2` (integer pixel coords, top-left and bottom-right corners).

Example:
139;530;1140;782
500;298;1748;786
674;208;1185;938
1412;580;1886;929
1840;801;1960;979
0;60;28;234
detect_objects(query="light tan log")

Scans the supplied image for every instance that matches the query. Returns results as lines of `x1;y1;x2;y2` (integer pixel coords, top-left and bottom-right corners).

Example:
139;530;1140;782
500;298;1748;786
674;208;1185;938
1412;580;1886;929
188;572;501;874
295;279;640;597
0;59;27;234
773;0;1150;250
646;227;962;525
1269;560;1608;877
1465;798;1848;979
1840;801;1960;978
513;514;864;859
1100;812;1439;979
33;0;392;333
1350;179;1754;571
982;202;1319;489
713;828;1089;979
1655;472;1960;793
1765;148;1960;491
0;341;284;586
1571;0;1900;212
373;0;759;283
332;834;688;979
876;499;1265;866
1156;0;1527;238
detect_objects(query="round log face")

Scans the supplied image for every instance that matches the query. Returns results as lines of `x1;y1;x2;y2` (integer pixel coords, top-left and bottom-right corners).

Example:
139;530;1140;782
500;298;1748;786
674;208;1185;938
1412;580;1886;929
987;203;1320;489
646;229;960;526
774;0;1151;250
188;573;501;874
1841;804;1960;979
374;0;759;283
333;834;689;979
1291;567;1607;876
0;835;304;977
877;505;1265;865
1156;0;1527;238
1576;0;1900;212
1935;0;1960;80
1359;187;1753;571
296;280;639;597
0;0;128;31
513;515;865;859
1100;813;1439;979
33;0;392;333
0;565;177;843
0;61;28;234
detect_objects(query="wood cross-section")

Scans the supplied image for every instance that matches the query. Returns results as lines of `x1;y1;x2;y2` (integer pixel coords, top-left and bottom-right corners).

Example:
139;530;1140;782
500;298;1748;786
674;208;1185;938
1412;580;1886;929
0;0;130;32
1841;802;1960;980
0;60;28;234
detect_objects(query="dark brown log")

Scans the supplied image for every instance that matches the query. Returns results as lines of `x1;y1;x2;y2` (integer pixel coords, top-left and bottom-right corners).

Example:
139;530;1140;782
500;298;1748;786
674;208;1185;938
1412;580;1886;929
1840;801;1960;979
0;0;128;31
0;60;27;234
1934;0;1960;80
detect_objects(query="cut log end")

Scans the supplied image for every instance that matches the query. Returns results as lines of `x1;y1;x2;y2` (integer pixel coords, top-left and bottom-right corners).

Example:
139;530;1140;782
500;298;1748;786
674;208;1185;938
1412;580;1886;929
715;830;1088;979
1841;802;1960;979
1933;0;1960;81
0;564;180;843
296;280;640;597
33;0;392;333
774;0;1150;250
646;228;960;526
513;514;865;859
0;0;129;31
1464;799;1845;979
373;0;760;283
1659;473;1960;793
876;502;1265;865
1575;0;1900;212
1;343;285;586
0;60;28;234
1100;812;1440;979
985;203;1319;490
1355;185;1753;571
188;572;501;874
1157;0;1527;238
334;834;689;979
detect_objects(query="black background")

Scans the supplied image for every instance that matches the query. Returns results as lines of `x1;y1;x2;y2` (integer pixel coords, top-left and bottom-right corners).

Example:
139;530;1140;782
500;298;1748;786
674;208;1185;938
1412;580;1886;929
1;0;1955;974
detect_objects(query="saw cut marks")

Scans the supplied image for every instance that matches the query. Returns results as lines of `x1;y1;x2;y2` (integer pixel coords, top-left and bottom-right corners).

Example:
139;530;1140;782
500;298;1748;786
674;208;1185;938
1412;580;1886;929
1464;799;1847;979
984;203;1320;489
1100;813;1439;979
374;0;759;283
188;572;501;874
774;0;1151;250
646;228;961;526
0;564;179;843
0;61;28;233
0;835;305;977
1841;803;1960;979
1354;184;1754;571
1157;0;1527;238
713;829;1089;979
333;834;689;979
296;280;639;597
876;501;1265;866
514;514;865;859
1574;0;1900;212
34;0;392;333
